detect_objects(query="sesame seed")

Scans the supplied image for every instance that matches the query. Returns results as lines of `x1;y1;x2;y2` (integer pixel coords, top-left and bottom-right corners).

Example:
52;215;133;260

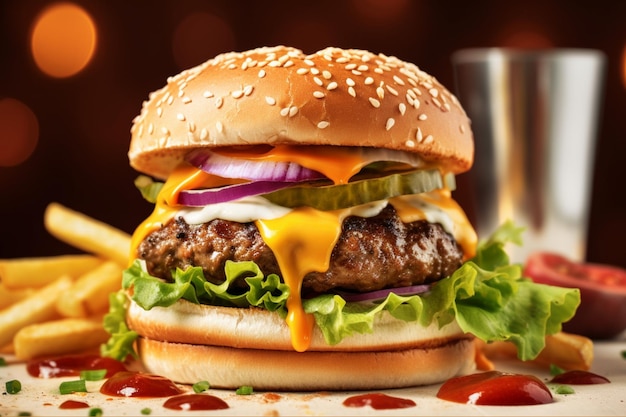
385;118;395;131
364;77;374;85
405;139;416;148
216;121;224;133
348;86;356;97
289;106;298;117
157;107;163;117
376;86;385;99
398;103;406;115
232;90;244;99
423;135;434;144
310;67;320;75
358;64;369;71
429;88;439;98
161;126;169;135
284;60;294;68
346;78;356;87
345;63;357;70
433;97;442;108
176;113;185;121
203;90;214;98
418;113;428;120
148;123;154;134
386;85;399;96
243;85;254;96
200;128;208;140
296;68;309;75
268;60;281;67
167;96;174;105
336;57;349;63
313;77;324;86
313;91;325;98
317;121;330;129
393;75;405;86
215;97;223;109
258;69;266;78
188;121;196;132
327;81;338;90
265;96;276;106
460;125;466;133
228;63;237;70
368;97;381;108
322;70;332;79
177;90;184;97
182;97;192;104
351;69;362;76
304;59;315;66
413;98;421;109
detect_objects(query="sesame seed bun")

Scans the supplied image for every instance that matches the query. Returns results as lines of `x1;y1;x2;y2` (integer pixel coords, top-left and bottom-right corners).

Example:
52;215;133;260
127;298;476;390
129;46;473;180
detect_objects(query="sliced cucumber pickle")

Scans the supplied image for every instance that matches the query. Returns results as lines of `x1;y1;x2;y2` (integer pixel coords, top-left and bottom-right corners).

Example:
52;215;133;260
262;169;455;210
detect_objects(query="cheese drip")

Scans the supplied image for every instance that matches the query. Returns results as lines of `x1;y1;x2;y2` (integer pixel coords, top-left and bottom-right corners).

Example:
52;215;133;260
256;209;344;352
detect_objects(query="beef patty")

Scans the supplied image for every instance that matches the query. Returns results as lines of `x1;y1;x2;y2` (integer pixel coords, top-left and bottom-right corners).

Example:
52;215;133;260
137;205;464;295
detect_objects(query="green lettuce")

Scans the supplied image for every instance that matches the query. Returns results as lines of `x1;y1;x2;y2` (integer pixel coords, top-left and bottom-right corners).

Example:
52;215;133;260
102;221;580;362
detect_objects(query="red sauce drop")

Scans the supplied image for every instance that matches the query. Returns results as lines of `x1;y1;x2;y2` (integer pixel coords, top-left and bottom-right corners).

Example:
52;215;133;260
343;393;416;410
550;370;610;385
27;354;127;378
163;394;230;411
100;371;184;398
59;400;89;409
437;371;553;406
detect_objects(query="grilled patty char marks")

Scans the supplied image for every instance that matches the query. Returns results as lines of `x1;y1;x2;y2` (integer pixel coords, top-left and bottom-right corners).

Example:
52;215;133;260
137;205;464;294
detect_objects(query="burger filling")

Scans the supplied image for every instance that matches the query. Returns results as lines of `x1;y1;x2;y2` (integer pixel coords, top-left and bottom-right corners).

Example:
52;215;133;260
137;205;463;296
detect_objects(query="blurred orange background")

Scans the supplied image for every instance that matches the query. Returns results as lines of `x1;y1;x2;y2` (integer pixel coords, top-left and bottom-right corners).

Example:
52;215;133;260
1;0;625;267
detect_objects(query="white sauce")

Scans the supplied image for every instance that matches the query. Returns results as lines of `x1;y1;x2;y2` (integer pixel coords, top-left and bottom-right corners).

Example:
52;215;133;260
177;195;456;237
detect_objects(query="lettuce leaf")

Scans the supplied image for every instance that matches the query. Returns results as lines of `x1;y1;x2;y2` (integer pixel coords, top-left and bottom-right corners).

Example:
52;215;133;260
102;220;580;362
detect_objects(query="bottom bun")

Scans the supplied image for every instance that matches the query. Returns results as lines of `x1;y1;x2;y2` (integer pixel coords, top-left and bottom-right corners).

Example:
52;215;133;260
137;336;476;391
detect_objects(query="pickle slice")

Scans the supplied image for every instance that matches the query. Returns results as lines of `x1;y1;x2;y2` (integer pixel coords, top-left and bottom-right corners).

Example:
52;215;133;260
262;169;455;210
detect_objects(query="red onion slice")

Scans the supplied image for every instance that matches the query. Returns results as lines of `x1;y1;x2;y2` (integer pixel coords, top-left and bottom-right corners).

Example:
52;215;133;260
334;284;431;303
178;181;294;206
186;149;324;182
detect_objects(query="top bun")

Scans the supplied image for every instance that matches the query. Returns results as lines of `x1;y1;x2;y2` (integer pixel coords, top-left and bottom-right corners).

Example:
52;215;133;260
129;46;473;180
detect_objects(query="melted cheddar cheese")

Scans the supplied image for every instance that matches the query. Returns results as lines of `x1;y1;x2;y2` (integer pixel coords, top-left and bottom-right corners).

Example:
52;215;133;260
130;147;477;352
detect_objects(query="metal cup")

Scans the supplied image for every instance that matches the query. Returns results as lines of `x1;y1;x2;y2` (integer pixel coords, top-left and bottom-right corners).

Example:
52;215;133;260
451;48;606;263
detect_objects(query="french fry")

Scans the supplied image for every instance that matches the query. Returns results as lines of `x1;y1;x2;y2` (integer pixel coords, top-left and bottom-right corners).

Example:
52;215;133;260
0;283;34;309
0;254;103;289
14;317;109;360
56;261;123;318
479;332;594;371
44;202;132;267
0;276;72;347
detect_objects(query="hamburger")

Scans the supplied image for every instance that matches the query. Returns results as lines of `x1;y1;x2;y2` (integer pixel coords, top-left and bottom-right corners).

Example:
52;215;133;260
102;46;580;391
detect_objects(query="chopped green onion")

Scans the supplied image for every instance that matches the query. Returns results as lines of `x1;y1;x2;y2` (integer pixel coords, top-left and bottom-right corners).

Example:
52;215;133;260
621;350;626;360
6;379;22;394
80;369;107;381
549;363;565;376
0;357;7;366
59;379;87;395
89;408;103;416
17;412;32;416
140;408;152;415
555;385;575;395
192;380;210;393
236;385;253;395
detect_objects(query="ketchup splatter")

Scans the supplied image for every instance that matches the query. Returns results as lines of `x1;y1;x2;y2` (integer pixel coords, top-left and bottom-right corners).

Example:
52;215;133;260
100;371;184;398
27;354;127;378
343;393;416;410
163;394;230;411
437;371;553;406
59;400;89;409
550;370;610;385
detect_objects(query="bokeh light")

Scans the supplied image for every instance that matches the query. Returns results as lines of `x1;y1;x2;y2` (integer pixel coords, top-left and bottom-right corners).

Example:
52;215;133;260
30;2;97;78
172;12;236;70
349;0;411;26
0;98;39;167
497;21;553;49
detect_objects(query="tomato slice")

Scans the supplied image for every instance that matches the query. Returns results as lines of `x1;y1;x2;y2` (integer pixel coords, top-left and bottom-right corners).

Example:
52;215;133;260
524;252;626;339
